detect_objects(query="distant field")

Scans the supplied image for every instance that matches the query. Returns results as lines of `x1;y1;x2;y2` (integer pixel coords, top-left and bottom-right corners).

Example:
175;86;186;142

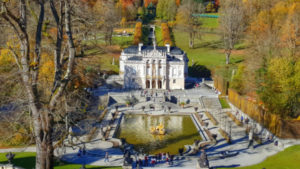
220;145;300;169
0;152;121;169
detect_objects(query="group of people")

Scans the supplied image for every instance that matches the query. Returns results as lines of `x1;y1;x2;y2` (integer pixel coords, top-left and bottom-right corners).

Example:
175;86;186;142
77;146;87;157
135;152;175;167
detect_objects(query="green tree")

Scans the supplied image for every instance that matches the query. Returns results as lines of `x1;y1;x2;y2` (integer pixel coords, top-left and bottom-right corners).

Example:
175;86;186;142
166;0;177;21
230;64;245;94
156;0;166;19
257;57;300;118
175;0;204;48
157;0;177;21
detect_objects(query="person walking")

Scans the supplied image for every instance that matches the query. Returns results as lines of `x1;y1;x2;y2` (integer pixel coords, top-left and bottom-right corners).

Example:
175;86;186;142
77;147;82;157
145;155;148;166
248;129;254;148
170;155;174;165
104;152;109;162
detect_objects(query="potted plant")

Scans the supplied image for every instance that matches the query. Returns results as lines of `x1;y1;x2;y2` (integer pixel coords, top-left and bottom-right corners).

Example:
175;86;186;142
125;101;131;107
180;102;186;108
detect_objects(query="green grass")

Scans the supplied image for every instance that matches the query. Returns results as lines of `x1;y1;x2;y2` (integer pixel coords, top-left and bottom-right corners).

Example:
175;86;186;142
155;26;164;46
199;17;219;29
171;16;244;73
83;35;133;49
112;36;133;49
98;54;119;73
0;152;121;169
174;30;244;69
220;145;300;169
219;97;230;109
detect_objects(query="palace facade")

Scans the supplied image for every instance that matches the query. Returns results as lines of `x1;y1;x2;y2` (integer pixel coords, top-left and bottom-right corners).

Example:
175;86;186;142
119;43;188;90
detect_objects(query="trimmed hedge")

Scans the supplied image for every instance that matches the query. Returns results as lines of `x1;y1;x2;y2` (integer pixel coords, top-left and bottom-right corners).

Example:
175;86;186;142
205;112;219;126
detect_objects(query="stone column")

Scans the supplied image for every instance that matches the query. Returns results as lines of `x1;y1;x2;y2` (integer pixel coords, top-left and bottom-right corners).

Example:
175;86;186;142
150;60;153;89
156;60;159;89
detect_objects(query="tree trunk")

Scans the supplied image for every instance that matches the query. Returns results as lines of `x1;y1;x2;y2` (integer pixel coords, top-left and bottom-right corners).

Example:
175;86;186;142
225;50;231;65
34;111;54;169
189;32;194;48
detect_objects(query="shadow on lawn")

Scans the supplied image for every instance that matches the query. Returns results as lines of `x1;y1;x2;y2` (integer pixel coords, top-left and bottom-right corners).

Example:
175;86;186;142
213;164;241;168
0;153;120;169
0;156;35;169
193;40;223;49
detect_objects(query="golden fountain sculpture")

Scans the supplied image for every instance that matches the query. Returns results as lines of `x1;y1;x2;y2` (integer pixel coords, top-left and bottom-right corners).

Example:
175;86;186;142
150;123;166;135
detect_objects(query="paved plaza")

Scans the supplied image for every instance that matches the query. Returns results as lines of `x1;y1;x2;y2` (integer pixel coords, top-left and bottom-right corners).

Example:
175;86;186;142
1;84;300;169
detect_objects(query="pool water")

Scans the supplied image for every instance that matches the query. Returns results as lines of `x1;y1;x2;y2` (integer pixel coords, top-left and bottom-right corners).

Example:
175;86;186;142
115;114;202;155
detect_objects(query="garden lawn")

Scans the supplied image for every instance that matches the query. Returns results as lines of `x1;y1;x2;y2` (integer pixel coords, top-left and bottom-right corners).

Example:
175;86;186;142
174;30;244;69
155;26;164;46
219;97;230;109
221;145;300;169
0;152;121;169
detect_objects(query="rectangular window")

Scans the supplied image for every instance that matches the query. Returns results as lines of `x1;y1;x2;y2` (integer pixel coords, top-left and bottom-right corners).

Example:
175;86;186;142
173;79;176;83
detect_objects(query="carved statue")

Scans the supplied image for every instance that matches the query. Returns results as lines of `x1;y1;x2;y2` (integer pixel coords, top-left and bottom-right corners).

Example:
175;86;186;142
199;150;209;168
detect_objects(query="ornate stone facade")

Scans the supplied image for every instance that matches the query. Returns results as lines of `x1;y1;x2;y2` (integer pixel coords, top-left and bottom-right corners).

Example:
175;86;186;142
119;43;188;90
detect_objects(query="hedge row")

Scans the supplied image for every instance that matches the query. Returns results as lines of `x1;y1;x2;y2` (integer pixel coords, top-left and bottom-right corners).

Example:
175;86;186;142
226;111;243;127
219;128;231;143
205;111;219;126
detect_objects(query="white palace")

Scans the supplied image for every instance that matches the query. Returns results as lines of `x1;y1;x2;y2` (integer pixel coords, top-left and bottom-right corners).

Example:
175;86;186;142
119;42;188;90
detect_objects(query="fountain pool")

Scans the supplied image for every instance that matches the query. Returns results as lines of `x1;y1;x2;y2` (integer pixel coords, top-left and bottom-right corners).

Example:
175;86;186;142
115;114;202;155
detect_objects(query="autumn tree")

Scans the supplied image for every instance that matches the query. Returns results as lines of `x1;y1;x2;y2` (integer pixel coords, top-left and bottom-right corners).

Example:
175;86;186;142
157;0;177;21
161;23;173;46
144;0;158;7
133;21;143;44
219;0;245;65
117;0;139;21
0;0;77;168
228;0;300;119
94;0;121;45
175;0;204;48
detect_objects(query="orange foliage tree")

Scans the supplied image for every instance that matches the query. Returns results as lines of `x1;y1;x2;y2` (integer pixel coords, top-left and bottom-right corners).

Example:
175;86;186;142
176;0;181;6
133;22;143;45
161;23;173;46
144;0;158;7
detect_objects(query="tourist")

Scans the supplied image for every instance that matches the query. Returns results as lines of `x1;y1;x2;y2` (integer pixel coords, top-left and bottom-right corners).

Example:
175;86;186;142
241;116;244;123
248;129;254;148
145;155;148;166
151;157;156;167
104;152;109;162
166;152;170;164
162;153;166;162
77;147;82;157
170;155;174;165
82;145;86;156
268;132;273;141
245;118;249;124
158;153;161;163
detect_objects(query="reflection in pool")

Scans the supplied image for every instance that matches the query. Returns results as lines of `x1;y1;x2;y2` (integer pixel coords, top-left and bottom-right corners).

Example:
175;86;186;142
115;114;202;155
